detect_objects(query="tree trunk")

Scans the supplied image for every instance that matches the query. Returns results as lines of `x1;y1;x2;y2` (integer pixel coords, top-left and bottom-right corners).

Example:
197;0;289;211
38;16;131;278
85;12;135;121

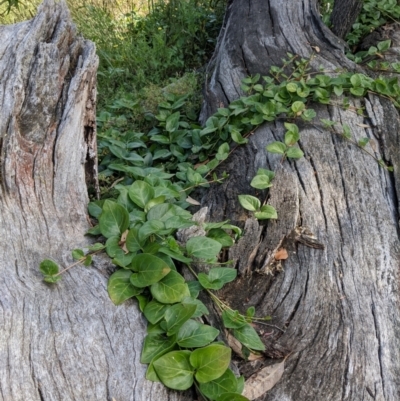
200;1;400;400
0;1;191;400
330;0;363;39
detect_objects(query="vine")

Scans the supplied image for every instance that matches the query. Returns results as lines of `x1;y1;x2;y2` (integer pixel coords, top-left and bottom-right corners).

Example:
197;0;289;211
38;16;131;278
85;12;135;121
39;43;400;401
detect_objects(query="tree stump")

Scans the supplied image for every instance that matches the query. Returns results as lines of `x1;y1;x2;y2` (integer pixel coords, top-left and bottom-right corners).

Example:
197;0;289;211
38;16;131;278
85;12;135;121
199;0;400;400
0;2;191;400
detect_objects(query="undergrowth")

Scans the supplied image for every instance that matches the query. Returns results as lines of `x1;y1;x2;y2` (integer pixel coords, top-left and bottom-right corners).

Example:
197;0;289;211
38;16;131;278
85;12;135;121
40;53;400;401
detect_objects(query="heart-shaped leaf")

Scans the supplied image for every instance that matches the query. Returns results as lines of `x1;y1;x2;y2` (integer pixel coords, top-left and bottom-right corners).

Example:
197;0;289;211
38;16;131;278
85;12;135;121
107;269;142;305
153;351;194;390
130;254;171;287
190;344;231;383
99;200;130;238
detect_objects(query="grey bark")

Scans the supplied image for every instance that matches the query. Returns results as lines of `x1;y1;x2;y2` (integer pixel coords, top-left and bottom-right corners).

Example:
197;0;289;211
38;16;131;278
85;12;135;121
200;0;400;400
0;1;191;400
330;0;363;39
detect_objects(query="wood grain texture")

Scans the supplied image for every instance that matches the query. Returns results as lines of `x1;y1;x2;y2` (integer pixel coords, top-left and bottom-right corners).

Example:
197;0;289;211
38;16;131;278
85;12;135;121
0;2;191;400
200;0;400;400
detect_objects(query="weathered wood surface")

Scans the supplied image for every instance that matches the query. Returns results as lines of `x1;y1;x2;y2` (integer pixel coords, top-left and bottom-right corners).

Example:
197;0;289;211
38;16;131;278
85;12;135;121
200;0;400;400
0;1;191;400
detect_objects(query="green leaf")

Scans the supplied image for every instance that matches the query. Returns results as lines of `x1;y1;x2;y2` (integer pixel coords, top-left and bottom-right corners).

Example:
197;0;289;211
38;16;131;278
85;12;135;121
286;147;304;159
256;168;275;181
143;300;169;324
222;309;247;329
266;141;287;154
187;280;203;298
147;322;165;334
83;255;92;266
291;101;305;113
105;236;122;258
358;137;370;147
342;124;351;139
135;294;148;312
283;123;299;134
87;243;105;252
190;344;231;383
71;249;84;260
209;268;237;285
107;269;142;305
145;196;166;212
125;226;143;253
141;333;177;364
236;375;245;394
158;247;193;264
284;130;300;146
217;142;229;154
350;87;365;96
130;254;171;287
302;108;316;121
43;275;62;283
146;362;161;383
88;201;103;218
128;181;155;209
238;195;261;212
320;118;336;128
377;39;391;52
112;253;135;268
151;271;191;304
198;273;222;290
296;86;310;98
147;203;191;222
164;303;197;335
177;320;219;348
254;205;278;220
86;225;101;236
233;324;265;351
154;252;176;271
181;297;209;318
250;174;272;190
207;228;234;248
165;216;195;230
246;306;256;318
99;200;130;238
39;259;59;276
216;142;229;161
334;86;343;96
199;369;240;400
198;268;236;291
186;237;222;260
217;108;230;117
286;82;298;93
216;393;250;401
138;220;166;242
165;111;181;133
230;128;248;145
153;351;194;390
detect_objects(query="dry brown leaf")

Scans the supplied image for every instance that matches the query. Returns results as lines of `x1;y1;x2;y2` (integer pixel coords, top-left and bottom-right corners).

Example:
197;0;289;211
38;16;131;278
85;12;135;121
242;360;285;400
274;248;288;260
225;330;243;357
225;330;263;361
186;196;201;206
248;352;264;361
119;229;129;254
